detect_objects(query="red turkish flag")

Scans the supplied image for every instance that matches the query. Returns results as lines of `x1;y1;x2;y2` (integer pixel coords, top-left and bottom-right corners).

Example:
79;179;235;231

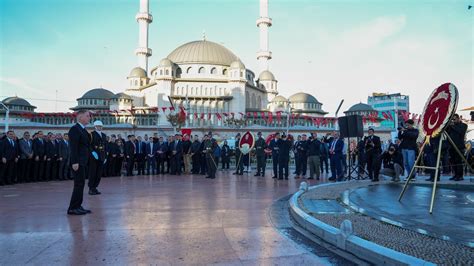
267;111;273;124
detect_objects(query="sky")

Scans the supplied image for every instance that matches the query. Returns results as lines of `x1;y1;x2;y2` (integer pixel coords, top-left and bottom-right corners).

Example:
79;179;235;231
0;0;472;115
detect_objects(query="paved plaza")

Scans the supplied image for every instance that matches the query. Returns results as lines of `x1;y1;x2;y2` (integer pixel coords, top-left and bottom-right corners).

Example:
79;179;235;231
1;172;350;265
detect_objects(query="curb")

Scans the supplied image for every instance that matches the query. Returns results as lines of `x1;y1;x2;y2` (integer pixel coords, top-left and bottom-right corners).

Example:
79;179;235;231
289;182;436;266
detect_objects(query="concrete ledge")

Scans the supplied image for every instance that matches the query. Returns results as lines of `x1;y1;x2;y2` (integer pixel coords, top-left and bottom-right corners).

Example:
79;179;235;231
289;183;435;266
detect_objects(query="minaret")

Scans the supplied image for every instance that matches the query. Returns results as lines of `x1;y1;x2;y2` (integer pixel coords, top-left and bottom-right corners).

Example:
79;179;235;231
256;0;272;72
135;0;153;72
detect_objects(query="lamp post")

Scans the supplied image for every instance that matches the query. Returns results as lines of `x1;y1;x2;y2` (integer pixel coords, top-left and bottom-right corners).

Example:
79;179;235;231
0;102;9;132
286;100;293;135
335;99;344;131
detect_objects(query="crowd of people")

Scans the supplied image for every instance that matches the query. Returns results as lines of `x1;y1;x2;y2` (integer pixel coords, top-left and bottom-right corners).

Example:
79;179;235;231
1;114;472;189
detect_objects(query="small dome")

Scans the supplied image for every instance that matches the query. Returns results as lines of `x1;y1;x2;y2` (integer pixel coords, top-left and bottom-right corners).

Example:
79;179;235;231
346;103;375;112
271;95;288;102
79;88;115;100
113;93;132;100
167;40;239;66
230;60;245;69
2;96;36;108
259;70;275;81
289;92;320;104
159;58;173;67
129;67;147;78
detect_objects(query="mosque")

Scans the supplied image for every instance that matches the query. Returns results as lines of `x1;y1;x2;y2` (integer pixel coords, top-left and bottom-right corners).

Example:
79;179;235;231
1;0;389;136
71;0;327;125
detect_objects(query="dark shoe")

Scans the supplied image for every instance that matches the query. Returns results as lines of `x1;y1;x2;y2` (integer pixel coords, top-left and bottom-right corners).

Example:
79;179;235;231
254;173;260;177
294;176;300;179
278;178;283;180
371;179;379;182
272;176;277;179
261;173;265;176
78;206;91;213
454;177;464;181
94;189;101;195
89;190;98;195
67;209;86;215
328;177;336;181
449;176;456;181
284;177;288;180
307;177;314;180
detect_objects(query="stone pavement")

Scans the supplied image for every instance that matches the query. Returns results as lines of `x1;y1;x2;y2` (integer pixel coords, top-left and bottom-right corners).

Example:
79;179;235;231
1;171;341;265
299;177;474;265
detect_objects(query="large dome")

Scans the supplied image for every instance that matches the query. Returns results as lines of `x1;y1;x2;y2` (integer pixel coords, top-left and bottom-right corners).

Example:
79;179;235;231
2;96;35;108
79;88;115;100
167;40;239;66
289;93;320;104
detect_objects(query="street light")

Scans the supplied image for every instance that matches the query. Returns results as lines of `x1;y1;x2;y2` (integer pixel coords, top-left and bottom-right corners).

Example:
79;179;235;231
286;100;294;135
0;102;9;132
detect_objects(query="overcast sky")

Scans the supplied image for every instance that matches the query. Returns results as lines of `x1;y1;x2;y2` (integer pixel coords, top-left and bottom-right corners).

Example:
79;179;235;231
1;0;472;115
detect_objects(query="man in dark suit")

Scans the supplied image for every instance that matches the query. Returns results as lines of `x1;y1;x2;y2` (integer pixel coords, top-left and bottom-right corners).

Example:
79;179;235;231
190;135;201;174
363;128;382;182
169;134;183;175
58;133;71;180
67;110;92;215
88;120;107;195
19;131;33;183
199;135;208;175
277;134;291;180
45;132;59;181
106;135;119;176
0;130;19;185
156;136;168;174
233;133;243;175
446;113;468;181
329;132;344;181
135;136;146;175
124;135;136;176
268;132;280;179
254;132;267;177
295;134;309;179
32;131;46;182
146;137;159;175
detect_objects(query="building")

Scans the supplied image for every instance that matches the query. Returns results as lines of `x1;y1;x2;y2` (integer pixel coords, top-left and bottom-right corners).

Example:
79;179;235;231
367;93;409;129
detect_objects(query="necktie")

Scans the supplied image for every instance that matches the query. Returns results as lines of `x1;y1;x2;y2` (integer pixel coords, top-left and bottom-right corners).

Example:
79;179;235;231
10;139;14;147
331;140;336;152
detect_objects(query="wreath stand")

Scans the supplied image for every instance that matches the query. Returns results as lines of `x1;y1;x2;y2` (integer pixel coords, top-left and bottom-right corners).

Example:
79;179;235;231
398;130;473;214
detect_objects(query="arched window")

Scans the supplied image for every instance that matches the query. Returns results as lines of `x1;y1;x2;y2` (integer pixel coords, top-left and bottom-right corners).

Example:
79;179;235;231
223;69;227;76
176;67;182;78
135;80;138;86
198;67;205;74
186;67;192;74
251;94;256;108
211;67;217;74
160;70;163;75
165;69;169;75
258;96;262;109
140;80;143;86
240;71;243;78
